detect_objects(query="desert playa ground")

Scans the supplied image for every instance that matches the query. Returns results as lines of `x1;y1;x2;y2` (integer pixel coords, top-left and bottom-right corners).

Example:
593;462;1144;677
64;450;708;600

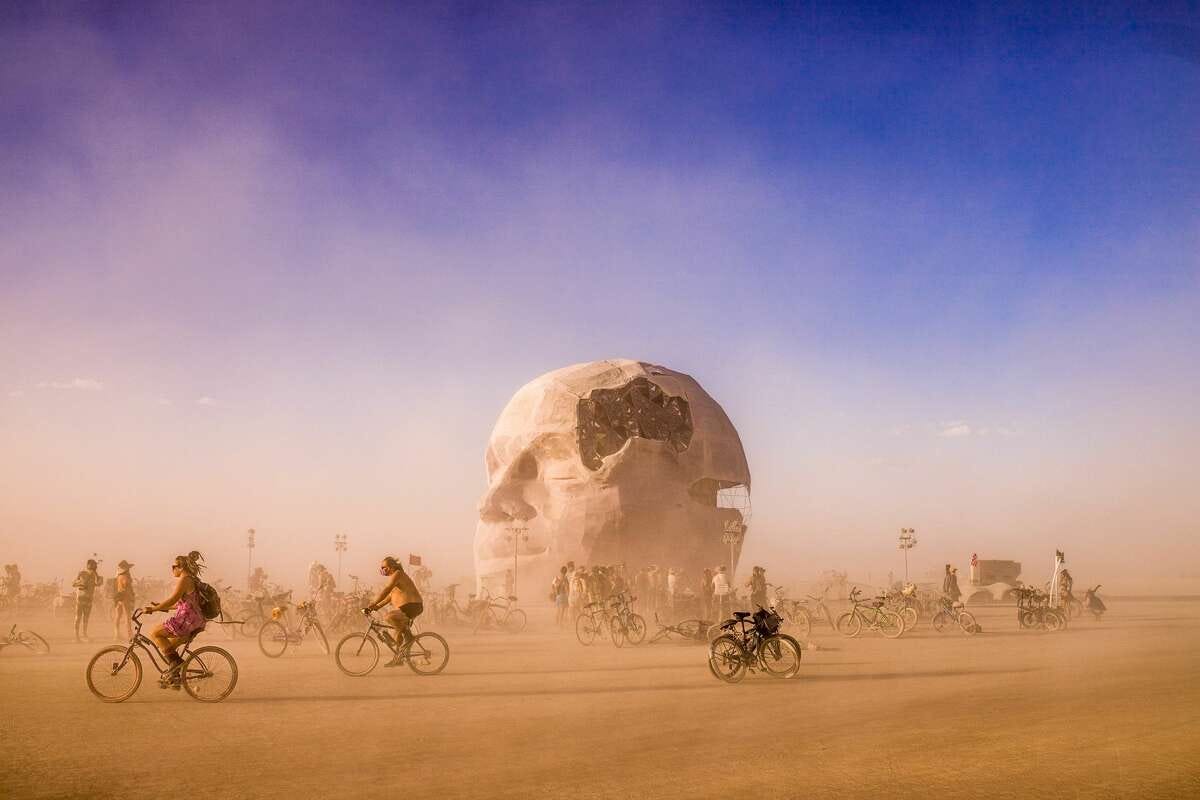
2;600;1197;799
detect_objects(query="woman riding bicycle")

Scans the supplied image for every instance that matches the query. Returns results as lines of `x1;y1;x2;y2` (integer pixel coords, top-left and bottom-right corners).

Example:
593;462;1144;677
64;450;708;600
142;551;207;680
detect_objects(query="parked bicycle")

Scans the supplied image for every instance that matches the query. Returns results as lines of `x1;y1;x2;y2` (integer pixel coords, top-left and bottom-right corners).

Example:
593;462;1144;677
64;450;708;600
258;599;330;657
334;609;449;676
0;623;50;655
607;593;646;647
238;587;294;637
883;585;921;630
930;596;980;634
708;606;802;683
770;585;835;638
1013;586;1065;632
85;609;237;703
472;589;526;634
836;588;905;638
434;583;483;627
575;599;612;646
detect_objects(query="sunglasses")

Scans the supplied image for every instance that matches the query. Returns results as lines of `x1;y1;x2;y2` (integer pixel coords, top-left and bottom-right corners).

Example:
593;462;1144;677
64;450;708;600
171;563;182;570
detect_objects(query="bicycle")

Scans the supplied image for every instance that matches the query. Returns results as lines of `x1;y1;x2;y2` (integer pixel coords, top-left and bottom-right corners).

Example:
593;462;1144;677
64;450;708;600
436;583;484;628
836;588;905;638
575;599;612;646
1013;586;1065;632
930;596;980;634
472;589;526;634
258;599;330;657
708;606;802;683
85;609;237;703
334;609;449;676
646;614;711;644
883;585;921;630
607;593;646;647
238;587;294;637
0;623;50;655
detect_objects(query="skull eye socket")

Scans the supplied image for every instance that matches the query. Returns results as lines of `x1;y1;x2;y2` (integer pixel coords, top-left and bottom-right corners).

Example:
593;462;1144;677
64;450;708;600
575;377;693;470
513;452;538;480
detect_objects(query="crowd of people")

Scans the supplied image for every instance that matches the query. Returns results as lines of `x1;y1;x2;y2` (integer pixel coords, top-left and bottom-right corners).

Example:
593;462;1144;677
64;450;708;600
546;561;776;627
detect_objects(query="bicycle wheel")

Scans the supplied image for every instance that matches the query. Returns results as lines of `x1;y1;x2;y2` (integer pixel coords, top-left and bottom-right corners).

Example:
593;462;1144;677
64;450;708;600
257;620;290;658
181;646;238;702
790;609;812;640
931;611;950;633
575;614;598;646
900;607;918;630
17;629;50;655
609;617;626;648
836;611;861;637
1044;610;1065;632
335;633;380;676
406;632;450;675
502;608;527;634
626;613;647;645
958;611;979;635
240;613;264;637
708;635;748;684
758;634;801;678
86;646;142;703
307;621;330;655
1018;610;1038;629
879;610;905;639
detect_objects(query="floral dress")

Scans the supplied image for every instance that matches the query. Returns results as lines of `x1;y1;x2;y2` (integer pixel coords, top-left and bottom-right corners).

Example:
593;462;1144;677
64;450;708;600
163;589;206;637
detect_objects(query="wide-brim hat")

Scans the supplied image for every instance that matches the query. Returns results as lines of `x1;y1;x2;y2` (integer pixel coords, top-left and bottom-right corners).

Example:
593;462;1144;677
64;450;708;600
118;560;133;570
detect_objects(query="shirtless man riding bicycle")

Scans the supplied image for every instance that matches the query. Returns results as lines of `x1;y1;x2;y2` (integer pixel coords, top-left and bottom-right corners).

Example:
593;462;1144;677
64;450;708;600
364;556;423;666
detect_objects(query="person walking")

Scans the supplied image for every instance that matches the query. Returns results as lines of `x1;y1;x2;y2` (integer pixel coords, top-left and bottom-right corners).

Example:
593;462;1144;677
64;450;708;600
112;560;136;641
72;559;102;642
569;567;587;620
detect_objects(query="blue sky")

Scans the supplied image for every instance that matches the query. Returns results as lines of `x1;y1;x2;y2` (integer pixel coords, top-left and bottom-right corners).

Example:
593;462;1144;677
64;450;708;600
1;2;1197;589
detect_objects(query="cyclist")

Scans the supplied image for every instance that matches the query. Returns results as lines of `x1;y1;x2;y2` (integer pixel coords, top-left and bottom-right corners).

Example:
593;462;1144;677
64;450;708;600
364;556;423;667
142;551;207;682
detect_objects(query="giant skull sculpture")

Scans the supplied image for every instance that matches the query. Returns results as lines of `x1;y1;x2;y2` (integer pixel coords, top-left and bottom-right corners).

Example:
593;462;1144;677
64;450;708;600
474;360;750;597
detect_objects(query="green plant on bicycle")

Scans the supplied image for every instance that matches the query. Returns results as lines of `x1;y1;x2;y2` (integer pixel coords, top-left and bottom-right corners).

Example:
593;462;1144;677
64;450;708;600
334;609;450;676
86;608;238;703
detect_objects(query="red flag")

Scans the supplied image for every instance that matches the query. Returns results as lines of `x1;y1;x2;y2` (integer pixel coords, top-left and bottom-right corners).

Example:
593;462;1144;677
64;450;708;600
409;554;422;567
970;553;978;567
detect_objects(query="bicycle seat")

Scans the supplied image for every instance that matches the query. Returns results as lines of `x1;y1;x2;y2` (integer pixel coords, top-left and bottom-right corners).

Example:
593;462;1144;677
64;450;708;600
732;611;752;619
507;595;518;602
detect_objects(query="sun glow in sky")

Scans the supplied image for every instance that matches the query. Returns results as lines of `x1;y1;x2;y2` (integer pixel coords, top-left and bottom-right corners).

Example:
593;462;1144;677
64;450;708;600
2;3;1197;592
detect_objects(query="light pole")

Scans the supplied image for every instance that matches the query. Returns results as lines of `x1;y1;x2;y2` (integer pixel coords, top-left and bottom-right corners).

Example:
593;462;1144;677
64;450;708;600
720;520;745;617
504;526;529;596
246;528;256;590
897;527;917;584
334;534;348;584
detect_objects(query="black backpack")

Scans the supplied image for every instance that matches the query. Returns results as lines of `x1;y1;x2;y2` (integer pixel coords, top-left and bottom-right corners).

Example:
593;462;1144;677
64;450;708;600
195;580;222;620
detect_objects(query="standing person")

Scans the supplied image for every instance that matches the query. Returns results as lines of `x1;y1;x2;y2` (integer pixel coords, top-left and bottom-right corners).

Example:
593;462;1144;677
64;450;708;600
699;568;714;621
1059;568;1075;609
112;561;136;641
4;564;20;612
941;564;953;599
143;552;209;684
363;556;424;667
666;569;678;614
72;559;102;642
947;567;962;603
634;567;651;616
552;566;569;627
749;566;768;609
569;567;587;620
712;566;731;621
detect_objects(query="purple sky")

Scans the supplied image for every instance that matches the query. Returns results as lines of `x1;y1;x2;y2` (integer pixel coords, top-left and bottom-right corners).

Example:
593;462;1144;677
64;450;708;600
1;3;1198;591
